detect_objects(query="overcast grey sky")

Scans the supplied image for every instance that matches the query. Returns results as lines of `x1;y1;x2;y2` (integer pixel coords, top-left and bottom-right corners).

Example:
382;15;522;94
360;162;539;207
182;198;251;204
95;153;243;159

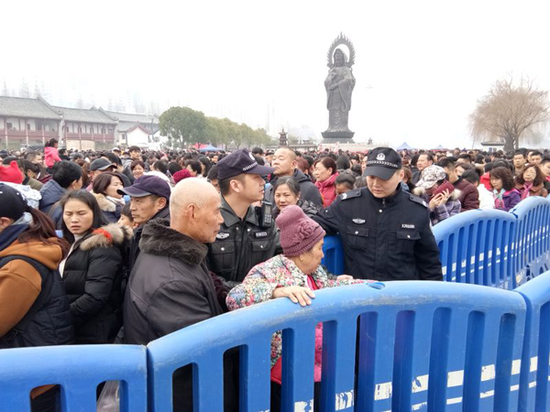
3;0;550;148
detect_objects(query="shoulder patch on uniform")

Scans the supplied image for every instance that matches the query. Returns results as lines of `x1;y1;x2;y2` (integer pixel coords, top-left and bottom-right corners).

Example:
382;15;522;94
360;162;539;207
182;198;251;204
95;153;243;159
340;189;361;201
409;194;428;208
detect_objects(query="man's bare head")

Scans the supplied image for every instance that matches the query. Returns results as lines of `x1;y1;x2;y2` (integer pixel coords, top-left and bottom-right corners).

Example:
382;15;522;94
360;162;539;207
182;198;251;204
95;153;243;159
272;147;297;177
170;178;223;243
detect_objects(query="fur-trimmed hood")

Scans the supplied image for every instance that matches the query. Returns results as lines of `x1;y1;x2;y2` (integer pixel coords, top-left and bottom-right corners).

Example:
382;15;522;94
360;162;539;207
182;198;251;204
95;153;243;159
412;187;461;201
92;192;118;212
80;223;133;251
139;219;207;265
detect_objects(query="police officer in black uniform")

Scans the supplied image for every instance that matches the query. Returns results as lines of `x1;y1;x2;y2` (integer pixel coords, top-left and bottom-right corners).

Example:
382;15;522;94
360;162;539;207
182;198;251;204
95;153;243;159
313;147;442;282
207;149;280;287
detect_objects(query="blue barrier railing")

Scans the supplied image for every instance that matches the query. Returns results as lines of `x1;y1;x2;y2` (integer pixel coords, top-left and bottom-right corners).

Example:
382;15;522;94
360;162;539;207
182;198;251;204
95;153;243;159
321;234;345;275
432;209;517;288
3;197;550;411
511;197;550;286
2;279;550;411
515;271;550;411
149;281;527;411
0;345;147;412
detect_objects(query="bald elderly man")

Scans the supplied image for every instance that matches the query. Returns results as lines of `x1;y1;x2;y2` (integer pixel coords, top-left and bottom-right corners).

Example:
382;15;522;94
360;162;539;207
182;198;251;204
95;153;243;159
122;178;237;411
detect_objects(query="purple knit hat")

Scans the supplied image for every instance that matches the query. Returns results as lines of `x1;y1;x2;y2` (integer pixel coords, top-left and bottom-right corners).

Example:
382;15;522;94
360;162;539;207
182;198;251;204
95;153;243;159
276;205;326;257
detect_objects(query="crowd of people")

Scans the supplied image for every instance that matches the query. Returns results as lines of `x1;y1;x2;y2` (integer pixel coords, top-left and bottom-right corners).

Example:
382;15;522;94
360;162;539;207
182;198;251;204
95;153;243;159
1;138;549;411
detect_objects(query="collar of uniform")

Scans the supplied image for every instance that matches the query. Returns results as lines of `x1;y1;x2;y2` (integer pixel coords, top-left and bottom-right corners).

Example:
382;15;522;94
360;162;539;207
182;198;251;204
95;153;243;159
367;186;402;203
220;196;259;227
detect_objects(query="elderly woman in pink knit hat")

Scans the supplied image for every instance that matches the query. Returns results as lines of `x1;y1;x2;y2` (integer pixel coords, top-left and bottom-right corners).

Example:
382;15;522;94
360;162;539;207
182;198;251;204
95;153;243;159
226;205;380;411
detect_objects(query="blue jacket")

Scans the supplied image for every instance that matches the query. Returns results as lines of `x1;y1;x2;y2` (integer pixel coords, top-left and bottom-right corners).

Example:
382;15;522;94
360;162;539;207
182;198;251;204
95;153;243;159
39;180;66;227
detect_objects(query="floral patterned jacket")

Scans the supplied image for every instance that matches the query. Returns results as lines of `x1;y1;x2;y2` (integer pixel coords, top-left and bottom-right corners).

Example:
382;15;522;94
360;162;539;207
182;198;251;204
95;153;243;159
226;254;376;370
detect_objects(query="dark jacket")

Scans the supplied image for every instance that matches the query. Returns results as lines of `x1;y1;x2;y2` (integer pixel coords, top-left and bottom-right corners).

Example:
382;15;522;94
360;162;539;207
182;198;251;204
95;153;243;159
0;224;73;348
411;167;421;185
118;171;132;187
128;206;170;272
313;187;442;281
122;159;136;184
452;177;479;211
39;179;66;227
267;169;323;208
62;223;131;344
123;219;237;411
92;192;123;223
207;196;280;286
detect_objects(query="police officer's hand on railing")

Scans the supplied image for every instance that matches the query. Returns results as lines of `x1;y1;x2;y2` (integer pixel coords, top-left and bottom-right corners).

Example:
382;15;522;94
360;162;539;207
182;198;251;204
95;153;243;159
273;286;316;307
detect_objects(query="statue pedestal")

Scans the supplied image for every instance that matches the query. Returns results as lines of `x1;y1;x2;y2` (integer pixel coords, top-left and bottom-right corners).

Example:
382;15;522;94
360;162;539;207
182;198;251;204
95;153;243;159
321;131;355;144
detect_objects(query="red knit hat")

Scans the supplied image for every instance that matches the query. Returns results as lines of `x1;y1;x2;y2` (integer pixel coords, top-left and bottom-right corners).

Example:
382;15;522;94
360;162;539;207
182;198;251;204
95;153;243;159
0;161;23;184
276;205;325;257
173;169;192;184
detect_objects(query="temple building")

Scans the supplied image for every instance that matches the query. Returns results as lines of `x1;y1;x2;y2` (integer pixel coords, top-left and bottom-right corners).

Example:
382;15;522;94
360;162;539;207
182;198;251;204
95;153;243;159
0;95;161;150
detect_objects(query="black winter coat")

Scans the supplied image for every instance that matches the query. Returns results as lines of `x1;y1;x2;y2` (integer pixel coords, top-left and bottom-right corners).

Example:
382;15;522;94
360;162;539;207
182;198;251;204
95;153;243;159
123;219;237;411
313;187;442;282
128;207;170;272
62;223;131;344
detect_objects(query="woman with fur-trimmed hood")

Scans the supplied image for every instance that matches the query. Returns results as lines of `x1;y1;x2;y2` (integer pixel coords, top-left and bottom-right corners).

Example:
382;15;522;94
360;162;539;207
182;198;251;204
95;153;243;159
59;190;132;344
91;172;126;223
413;165;462;226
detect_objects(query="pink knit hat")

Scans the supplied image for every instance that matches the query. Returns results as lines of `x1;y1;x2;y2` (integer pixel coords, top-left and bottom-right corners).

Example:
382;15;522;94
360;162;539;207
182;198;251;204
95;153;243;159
276;205;326;257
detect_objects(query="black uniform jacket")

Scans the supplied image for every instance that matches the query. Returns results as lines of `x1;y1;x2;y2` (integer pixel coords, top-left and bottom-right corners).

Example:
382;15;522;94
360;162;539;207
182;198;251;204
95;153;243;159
207;196;279;286
313;187;442;282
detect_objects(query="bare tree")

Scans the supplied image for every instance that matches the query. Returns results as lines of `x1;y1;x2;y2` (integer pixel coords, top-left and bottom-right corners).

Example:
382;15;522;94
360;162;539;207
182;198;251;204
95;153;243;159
470;76;550;151
76;95;85;109
33;81;42;98
19;79;30;98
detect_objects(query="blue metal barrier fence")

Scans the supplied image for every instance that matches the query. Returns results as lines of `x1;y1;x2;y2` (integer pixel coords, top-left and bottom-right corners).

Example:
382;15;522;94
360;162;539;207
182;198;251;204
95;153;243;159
2;198;550;411
0;345;147;412
432;209;516;288
147;281;526;411
511;197;550;286
3;278;550;411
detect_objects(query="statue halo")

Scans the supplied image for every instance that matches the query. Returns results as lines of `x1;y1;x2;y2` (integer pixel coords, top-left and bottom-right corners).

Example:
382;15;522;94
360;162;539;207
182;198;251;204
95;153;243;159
327;32;356;69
